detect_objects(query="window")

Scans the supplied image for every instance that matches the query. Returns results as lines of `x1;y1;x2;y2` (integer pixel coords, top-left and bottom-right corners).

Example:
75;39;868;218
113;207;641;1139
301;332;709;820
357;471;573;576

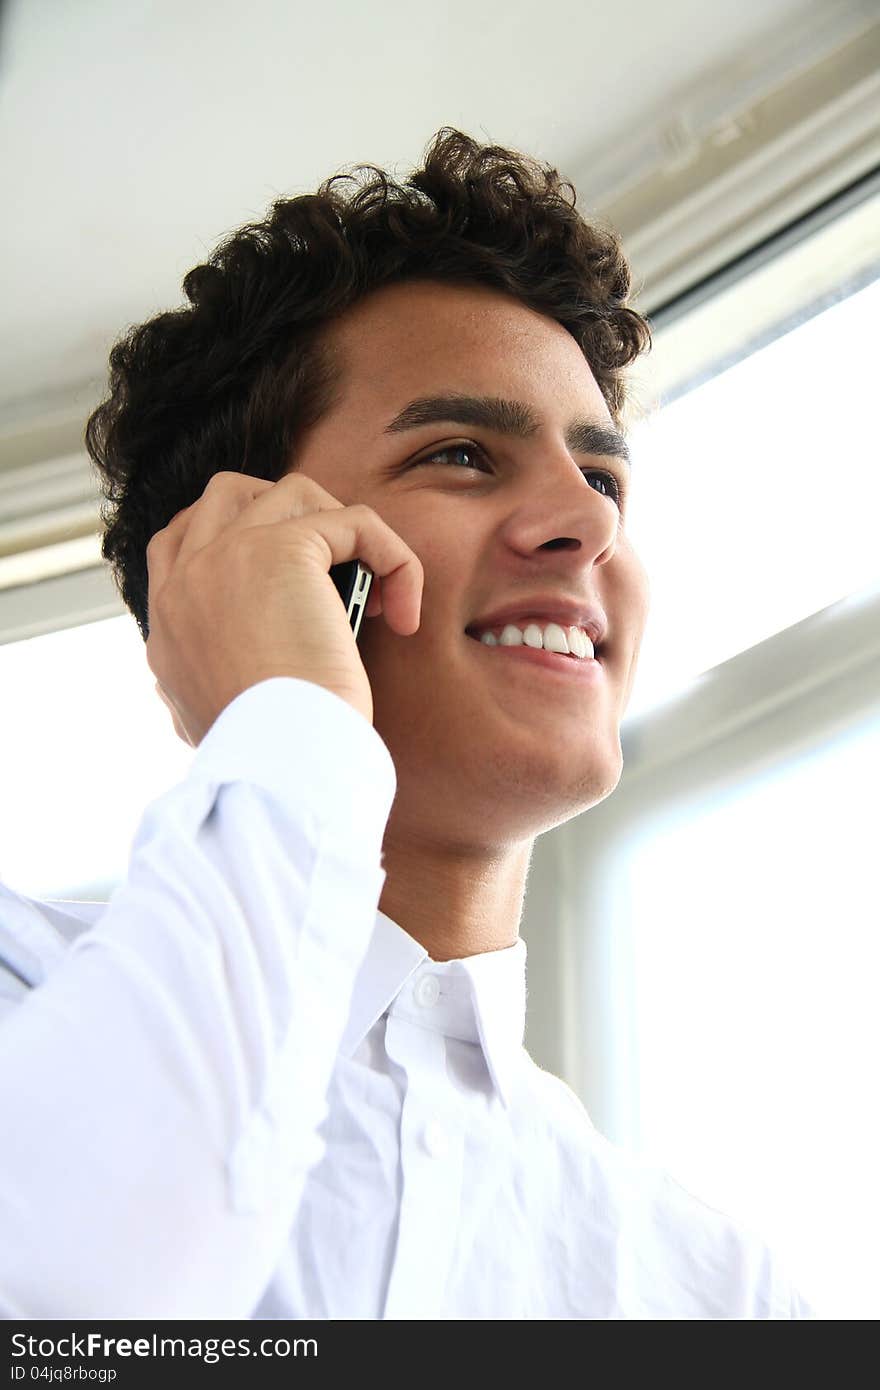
522;182;880;1319
628;710;880;1319
0;615;193;899
622;181;880;720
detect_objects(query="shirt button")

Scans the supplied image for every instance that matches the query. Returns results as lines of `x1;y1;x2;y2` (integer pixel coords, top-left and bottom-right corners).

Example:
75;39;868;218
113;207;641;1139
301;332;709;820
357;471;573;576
422;1119;449;1159
415;974;440;1007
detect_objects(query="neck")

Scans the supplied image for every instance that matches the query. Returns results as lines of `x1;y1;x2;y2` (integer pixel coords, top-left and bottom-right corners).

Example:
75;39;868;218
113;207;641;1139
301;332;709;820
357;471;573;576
377;822;533;962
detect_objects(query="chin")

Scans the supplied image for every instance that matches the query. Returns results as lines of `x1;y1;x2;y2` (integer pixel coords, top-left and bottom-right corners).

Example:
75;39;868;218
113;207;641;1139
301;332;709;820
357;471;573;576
487;734;624;831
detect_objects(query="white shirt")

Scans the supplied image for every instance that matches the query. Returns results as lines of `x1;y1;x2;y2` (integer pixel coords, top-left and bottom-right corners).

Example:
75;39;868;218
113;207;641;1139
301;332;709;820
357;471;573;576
0;677;812;1319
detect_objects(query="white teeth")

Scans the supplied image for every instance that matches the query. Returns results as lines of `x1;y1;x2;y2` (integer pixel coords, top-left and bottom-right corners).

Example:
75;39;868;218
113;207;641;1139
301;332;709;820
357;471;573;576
569;626;592;659
541;622;570;654
478;621;595;659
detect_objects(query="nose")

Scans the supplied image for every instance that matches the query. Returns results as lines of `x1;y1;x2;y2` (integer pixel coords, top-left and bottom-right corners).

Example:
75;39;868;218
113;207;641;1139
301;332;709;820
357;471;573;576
504;452;622;567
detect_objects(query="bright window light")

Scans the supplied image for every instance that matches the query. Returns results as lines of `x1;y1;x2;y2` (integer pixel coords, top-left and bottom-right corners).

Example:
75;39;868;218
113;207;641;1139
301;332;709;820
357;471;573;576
0;615;193;899
610;224;880;1319
624;272;880;721
626;710;880;1319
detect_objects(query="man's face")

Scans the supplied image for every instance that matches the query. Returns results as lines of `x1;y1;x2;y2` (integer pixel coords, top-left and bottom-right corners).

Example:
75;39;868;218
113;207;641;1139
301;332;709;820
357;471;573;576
288;279;650;845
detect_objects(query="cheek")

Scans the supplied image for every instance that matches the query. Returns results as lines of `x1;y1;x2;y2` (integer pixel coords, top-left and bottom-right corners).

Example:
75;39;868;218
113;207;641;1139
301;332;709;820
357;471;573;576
613;538;651;625
385;511;470;625
395;507;460;565
632;555;652;634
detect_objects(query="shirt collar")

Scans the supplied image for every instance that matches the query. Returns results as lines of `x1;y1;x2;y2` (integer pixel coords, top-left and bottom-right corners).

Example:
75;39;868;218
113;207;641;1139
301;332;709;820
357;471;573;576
340;909;528;1110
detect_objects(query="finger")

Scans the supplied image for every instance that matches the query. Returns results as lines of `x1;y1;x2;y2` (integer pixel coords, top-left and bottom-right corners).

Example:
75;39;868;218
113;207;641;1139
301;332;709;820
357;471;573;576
365;576;383;620
175;472;277;565
146;474;268;615
268;503;423;636
145;517;188;606
217;470;346;543
146;471;318;597
145;470;349;620
145;493;214;600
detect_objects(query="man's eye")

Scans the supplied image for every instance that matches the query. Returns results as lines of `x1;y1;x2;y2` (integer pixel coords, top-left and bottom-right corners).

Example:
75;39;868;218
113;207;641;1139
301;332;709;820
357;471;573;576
415;443;488;471
590;472;624;506
413;442;625;507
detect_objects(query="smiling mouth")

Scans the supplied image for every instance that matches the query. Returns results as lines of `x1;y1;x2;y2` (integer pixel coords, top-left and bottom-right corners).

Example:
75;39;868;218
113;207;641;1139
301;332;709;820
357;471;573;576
465;632;605;678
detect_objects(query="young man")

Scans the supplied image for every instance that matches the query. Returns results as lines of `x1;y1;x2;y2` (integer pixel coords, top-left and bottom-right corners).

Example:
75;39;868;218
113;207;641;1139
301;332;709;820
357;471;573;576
0;129;811;1317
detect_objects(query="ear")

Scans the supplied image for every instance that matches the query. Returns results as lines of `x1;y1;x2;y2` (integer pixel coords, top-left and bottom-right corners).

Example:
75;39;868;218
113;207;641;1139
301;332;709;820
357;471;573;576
154;680;194;748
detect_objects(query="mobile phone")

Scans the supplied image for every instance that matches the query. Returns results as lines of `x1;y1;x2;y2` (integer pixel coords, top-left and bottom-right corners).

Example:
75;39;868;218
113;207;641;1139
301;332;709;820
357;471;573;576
329;560;373;642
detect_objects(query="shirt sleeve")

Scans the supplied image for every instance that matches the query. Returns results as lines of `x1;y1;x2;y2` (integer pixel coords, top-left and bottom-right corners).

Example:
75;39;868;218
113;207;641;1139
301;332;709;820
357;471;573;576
0;676;396;1319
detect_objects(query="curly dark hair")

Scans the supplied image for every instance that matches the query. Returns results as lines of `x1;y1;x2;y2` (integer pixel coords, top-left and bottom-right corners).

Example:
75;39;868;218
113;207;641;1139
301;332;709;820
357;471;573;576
85;127;652;641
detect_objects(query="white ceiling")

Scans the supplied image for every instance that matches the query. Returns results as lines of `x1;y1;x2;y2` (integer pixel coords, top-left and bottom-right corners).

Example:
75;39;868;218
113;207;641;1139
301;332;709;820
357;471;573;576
0;0;858;423
0;0;828;422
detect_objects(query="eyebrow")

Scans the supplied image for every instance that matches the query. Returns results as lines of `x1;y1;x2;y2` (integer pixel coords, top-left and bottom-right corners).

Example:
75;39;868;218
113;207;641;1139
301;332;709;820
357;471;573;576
382;393;631;465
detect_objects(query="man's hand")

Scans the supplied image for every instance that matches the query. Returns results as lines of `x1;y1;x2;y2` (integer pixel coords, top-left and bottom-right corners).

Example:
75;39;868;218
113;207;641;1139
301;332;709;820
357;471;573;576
145;471;423;745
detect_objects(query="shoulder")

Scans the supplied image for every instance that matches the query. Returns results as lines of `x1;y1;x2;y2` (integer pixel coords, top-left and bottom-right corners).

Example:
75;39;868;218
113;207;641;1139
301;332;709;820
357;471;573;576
518;1050;600;1141
0;882;105;1008
520;1053;811;1318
